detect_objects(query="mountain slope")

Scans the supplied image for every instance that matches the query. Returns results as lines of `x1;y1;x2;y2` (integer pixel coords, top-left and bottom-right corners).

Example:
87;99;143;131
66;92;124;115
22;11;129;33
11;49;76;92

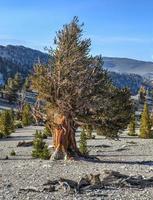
103;57;153;76
0;45;48;79
0;45;152;77
0;44;152;94
109;72;152;94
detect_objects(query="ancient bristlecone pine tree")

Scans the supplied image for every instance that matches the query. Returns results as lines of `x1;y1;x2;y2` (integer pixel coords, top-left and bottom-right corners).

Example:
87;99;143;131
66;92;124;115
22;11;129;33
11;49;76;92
31;17;132;160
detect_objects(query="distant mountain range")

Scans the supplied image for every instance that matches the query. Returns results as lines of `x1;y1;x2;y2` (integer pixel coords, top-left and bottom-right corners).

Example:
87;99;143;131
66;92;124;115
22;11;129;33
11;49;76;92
103;57;153;77
0;45;48;80
0;44;152;94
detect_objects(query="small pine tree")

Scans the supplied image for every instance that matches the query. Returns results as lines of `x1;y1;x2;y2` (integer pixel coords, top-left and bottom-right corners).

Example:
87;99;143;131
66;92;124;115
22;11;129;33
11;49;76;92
128;113;136;136
0;110;15;137
79;128;88;155
32;130;50;159
14;72;23;92
8;110;15;133
22;104;32;126
139;86;146;104
10;149;16;156
32;130;44;158
140;103;152;138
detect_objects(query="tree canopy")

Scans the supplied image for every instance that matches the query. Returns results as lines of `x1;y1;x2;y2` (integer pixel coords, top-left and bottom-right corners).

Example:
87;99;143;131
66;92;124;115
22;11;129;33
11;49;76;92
31;17;133;159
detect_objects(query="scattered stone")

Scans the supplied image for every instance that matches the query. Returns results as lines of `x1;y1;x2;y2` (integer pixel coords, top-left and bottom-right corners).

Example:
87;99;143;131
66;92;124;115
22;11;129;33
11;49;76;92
5;155;9;160
116;145;129;151
19;187;40;193
17;141;33;147
126;141;137;145
50;149;65;160
2;126;153;200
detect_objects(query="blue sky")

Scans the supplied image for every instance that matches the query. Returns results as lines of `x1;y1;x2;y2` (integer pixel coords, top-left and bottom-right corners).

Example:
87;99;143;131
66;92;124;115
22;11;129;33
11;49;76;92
0;0;152;61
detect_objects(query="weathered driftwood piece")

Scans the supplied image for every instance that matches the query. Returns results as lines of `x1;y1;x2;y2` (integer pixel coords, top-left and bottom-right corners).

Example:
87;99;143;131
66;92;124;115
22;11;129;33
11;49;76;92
20;171;153;194
77;174;91;190
43;173;103;193
43;180;59;186
19;185;55;193
18;187;41;193
17;141;33;147
102;170;153;188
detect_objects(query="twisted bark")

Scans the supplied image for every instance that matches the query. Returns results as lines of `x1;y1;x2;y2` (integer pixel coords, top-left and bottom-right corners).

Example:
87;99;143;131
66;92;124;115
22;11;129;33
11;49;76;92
32;103;81;160
51;115;80;160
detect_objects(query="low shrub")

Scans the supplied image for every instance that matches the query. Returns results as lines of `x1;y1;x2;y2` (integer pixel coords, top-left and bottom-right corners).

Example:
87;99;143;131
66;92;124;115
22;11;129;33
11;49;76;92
10;150;16;156
32;130;51;160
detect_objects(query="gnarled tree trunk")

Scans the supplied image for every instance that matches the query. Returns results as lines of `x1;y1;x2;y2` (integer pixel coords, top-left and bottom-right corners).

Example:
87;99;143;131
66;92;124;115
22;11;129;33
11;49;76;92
50;114;81;160
32;104;81;160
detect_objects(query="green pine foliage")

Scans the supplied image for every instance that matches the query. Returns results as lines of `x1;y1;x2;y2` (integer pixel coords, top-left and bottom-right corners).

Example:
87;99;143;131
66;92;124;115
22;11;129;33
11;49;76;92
30;16;133;157
79;128;88;155
139;86;146;104
95;87;133;139
140;103;152;138
0;110;15;137
32;130;51;160
22;104;32;126
128;113;136;136
39;144;50;160
96;127;119;139
3;73;23;103
10;150;16;156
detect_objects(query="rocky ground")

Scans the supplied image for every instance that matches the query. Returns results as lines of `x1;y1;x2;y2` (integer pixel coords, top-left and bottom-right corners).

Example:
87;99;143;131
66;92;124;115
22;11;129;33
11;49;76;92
1;126;153;200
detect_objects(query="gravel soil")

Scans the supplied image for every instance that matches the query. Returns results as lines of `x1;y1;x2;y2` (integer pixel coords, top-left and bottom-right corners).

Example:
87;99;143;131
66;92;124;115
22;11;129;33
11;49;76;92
1;126;153;200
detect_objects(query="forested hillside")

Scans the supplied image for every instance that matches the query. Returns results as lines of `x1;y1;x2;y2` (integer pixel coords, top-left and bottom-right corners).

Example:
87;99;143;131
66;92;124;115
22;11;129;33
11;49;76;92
0;45;48;80
109;72;152;94
0;45;152;94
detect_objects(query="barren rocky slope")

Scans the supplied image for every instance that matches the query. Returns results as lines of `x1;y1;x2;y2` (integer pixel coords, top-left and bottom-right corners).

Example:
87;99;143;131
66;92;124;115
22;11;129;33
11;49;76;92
1;126;153;200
